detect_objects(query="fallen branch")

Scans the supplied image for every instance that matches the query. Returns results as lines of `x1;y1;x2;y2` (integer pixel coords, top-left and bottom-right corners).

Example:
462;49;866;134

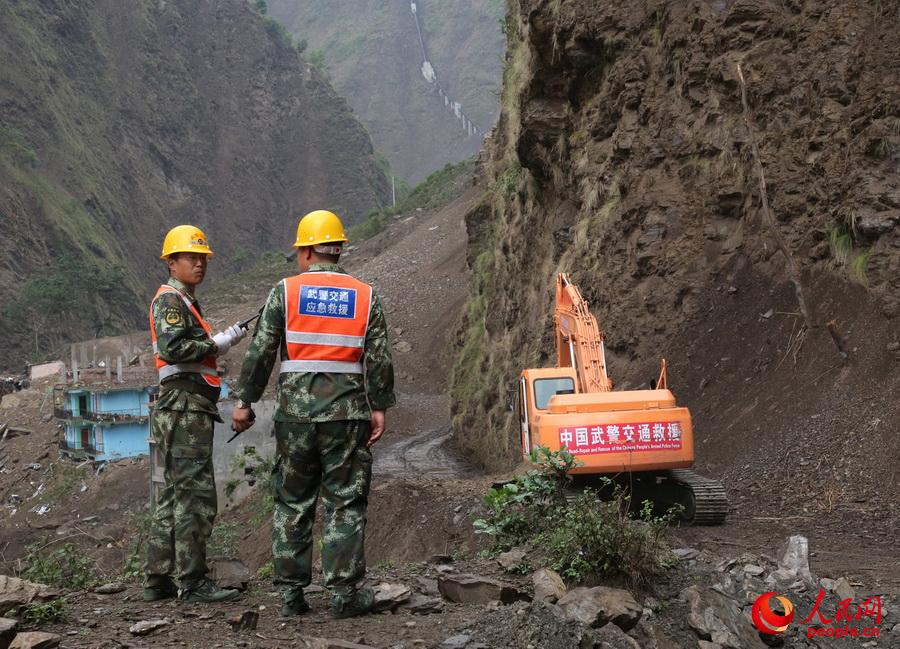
736;62;814;333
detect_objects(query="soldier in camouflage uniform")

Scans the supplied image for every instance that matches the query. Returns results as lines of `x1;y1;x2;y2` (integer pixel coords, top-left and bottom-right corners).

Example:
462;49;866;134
144;225;248;604
232;210;395;618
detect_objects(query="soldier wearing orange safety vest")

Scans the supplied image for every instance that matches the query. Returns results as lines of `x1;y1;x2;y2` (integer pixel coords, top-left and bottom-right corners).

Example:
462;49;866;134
143;225;247;605
231;210;395;619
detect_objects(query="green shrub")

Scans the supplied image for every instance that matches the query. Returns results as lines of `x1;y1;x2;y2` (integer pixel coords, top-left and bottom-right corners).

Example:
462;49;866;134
22;598;67;625
348;211;387;242
2;253;134;359
399;160;473;212
264;17;293;49
122;511;153;583
473;447;575;545
496;163;521;198
256;561;274;579
851;249;873;283
474;447;678;584
308;49;327;73
24;543;98;590
208;521;240;557
226;446;275;526
827;226;853;266
30;464;87;506
0;125;37;165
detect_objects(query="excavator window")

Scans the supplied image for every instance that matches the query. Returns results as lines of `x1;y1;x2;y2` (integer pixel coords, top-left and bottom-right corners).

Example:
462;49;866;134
533;377;575;410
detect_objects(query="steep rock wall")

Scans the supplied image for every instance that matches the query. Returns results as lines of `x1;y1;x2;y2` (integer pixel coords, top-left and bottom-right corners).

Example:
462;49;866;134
453;0;899;470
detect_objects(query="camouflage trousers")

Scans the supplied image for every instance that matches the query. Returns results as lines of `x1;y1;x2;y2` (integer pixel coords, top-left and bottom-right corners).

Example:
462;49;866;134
144;403;218;585
271;420;372;594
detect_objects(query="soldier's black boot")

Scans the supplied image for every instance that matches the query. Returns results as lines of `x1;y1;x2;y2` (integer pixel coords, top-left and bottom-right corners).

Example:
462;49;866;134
178;578;241;603
143;576;178;602
281;587;311;617
330;586;374;619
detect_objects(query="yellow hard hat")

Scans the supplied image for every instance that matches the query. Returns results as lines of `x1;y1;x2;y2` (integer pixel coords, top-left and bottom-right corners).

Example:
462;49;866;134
160;225;214;259
294;210;347;248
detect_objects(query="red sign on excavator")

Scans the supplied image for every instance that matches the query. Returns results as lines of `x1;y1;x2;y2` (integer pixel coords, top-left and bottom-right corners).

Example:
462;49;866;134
559;422;683;455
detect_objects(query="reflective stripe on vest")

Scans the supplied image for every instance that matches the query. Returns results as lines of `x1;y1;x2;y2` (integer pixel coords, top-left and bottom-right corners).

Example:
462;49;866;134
148;285;220;387
281;271;372;375
279;360;364;374
158;363;220;380
284;331;365;347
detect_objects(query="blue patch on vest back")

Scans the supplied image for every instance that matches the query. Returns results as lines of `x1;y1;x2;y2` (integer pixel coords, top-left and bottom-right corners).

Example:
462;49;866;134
299;286;357;319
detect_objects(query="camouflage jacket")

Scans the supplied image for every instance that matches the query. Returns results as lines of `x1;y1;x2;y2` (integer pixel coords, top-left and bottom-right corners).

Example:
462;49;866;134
233;264;396;422
150;277;221;413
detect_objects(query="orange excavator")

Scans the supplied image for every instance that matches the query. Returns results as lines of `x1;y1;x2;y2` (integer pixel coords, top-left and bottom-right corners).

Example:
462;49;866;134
516;273;727;524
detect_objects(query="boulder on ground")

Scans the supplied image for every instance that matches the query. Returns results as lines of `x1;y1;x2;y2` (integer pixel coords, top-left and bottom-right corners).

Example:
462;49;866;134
8;632;61;649
593;623;642;648
438;574;528;605
373;582;412;612
402;593;443;614
0;577;58;616
680;585;766;649
209;559;252;590
0;617;18;649
556;586;643;631
298;639;376;649
496;547;527;570
777;536;813;583
532;568;566;604
128;618;171;636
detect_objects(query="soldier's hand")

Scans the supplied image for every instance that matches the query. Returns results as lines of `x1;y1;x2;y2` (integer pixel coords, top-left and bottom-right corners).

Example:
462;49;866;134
232;406;255;433
367;410;386;448
228;322;248;342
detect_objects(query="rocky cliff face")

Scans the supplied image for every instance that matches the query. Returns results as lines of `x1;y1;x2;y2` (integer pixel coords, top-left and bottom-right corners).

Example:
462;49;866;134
0;0;389;369
267;0;505;183
453;0;900;470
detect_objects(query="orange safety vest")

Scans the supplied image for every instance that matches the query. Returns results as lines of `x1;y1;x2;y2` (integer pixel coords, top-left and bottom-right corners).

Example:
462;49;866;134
281;271;372;374
148;285;221;387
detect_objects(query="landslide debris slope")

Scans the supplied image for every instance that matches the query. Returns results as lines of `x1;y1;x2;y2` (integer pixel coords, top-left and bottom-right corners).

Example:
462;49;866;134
453;0;900;545
267;0;505;183
0;0;389;371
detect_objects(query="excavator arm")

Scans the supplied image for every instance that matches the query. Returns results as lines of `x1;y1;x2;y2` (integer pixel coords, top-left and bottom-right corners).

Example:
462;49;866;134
554;273;614;394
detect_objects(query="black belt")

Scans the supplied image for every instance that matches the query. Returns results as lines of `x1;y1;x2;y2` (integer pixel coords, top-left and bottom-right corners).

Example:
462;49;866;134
160;377;220;404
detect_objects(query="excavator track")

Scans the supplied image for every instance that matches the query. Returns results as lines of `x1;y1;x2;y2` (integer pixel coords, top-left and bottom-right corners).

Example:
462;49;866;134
570;469;729;526
665;469;728;526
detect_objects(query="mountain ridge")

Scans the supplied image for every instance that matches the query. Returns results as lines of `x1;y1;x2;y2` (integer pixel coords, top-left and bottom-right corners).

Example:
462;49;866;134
0;0;390;370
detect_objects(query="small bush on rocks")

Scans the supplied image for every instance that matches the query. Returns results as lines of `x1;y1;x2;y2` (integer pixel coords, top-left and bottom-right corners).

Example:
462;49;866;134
226;446;275;525
122;510;153;582
22;598;67;625
474;447;678;584
24;543;98;590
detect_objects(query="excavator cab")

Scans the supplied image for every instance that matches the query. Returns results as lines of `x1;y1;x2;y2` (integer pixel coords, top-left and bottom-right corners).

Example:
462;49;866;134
516;274;727;524
519;368;695;474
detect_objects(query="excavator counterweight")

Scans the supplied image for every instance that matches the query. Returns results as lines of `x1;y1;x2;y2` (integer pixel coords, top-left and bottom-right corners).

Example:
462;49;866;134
517;274;727;525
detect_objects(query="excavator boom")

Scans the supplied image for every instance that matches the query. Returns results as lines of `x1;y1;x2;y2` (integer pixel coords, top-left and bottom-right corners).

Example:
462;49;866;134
554;274;613;393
